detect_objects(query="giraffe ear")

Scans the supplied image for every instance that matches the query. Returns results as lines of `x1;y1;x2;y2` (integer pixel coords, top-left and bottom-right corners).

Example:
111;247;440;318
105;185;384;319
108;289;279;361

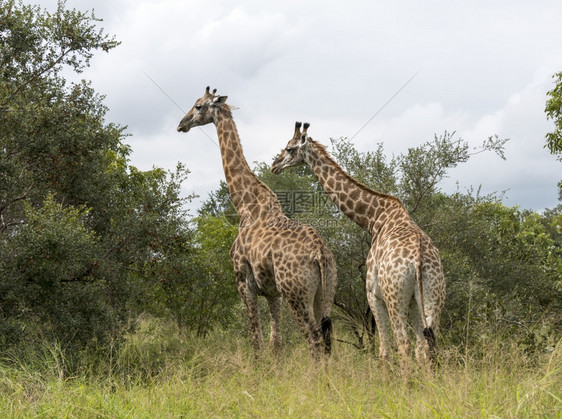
212;95;228;106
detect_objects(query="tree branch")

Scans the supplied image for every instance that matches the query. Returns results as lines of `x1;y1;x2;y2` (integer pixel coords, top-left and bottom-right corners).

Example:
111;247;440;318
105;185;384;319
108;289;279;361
1;47;73;108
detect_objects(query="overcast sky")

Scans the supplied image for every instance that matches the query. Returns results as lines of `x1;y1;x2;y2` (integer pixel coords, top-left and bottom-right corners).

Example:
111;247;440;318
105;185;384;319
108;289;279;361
37;0;562;212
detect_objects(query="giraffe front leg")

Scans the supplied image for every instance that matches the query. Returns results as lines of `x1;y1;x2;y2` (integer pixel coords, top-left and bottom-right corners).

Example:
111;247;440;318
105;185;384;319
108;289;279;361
267;295;283;353
235;270;263;352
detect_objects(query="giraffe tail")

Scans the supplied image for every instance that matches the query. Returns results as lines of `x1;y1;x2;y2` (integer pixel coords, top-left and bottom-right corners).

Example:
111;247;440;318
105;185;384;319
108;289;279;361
315;248;333;355
414;234;437;362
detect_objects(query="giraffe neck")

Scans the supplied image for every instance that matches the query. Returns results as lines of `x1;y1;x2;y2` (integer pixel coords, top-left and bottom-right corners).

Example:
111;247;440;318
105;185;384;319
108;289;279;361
214;107;281;221
304;139;410;234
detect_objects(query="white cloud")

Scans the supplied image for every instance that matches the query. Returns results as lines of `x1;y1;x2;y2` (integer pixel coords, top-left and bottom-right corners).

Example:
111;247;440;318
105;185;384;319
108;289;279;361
444;72;561;209
35;0;562;211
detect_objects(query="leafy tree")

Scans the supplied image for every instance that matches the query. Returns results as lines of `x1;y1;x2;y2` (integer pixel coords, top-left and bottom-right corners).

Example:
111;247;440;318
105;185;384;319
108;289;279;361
148;214;239;337
330;138;398;196
188;215;240;335
0;196;103;351
545;71;562;160
1;0;120;229
0;0;193;357
197;180;238;224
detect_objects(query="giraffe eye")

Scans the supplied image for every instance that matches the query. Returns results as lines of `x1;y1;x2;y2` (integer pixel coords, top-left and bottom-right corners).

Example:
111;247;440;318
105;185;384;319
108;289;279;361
195;105;202;110
287;147;296;154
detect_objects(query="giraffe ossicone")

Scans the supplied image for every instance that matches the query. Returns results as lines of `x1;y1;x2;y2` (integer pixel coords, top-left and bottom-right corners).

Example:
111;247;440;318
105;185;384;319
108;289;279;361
272;122;446;372
177;89;337;359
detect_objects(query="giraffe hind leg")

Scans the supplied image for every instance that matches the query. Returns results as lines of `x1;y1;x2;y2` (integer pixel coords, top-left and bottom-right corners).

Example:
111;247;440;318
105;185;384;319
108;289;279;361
368;290;392;361
286;295;323;360
300;314;323;360
321;316;332;355
388;302;413;376
267;295;283;353
410;297;437;370
423;327;437;366
313;275;333;355
235;269;263;352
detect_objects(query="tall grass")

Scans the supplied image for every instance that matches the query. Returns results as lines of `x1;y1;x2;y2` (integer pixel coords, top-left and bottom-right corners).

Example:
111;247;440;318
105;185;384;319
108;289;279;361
0;318;559;418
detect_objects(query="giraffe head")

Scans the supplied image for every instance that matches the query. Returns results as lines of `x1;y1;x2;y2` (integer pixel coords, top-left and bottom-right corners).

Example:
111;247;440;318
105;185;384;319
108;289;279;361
271;121;311;174
177;86;228;132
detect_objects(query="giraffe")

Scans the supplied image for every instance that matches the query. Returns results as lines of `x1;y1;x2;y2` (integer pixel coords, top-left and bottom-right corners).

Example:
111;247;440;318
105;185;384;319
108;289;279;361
177;89;337;359
271;122;446;371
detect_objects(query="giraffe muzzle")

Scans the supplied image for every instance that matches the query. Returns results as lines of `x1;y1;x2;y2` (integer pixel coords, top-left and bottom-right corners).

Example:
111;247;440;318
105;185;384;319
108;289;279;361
271;164;283;175
177;123;190;133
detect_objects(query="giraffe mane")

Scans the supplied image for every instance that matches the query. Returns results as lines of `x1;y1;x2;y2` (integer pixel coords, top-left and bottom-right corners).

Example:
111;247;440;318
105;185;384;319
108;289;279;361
308;138;405;207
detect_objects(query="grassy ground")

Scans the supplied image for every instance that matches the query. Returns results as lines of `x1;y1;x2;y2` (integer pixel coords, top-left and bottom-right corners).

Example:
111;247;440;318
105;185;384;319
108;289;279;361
0;320;560;418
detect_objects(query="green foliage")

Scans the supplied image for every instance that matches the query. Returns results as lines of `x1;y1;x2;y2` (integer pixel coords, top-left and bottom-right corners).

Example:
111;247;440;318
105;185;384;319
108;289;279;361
0;0;195;357
430;194;561;352
0;196;109;352
190;215;240;333
398;131;470;216
150;214;240;337
0;0;118;89
1;0;123;228
331;137;399;195
545;71;562;159
197;180;238;223
543;196;562;283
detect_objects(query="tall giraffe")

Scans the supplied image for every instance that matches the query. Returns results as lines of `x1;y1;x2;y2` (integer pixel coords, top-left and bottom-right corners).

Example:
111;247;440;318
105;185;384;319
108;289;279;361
271;122;446;370
177;89;337;358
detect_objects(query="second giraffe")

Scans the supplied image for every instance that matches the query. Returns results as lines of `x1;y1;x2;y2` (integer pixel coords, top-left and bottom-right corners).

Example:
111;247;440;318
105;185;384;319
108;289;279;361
272;122;446;372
